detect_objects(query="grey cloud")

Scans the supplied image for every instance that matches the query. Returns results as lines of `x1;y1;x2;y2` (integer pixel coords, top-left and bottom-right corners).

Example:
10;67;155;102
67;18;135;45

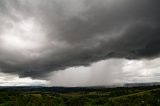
0;0;160;78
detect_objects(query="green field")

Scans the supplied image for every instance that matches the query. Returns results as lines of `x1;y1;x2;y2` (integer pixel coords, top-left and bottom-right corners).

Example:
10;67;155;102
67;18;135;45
0;86;160;106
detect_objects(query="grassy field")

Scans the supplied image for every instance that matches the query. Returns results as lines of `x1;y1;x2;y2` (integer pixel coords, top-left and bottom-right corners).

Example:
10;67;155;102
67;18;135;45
0;86;160;106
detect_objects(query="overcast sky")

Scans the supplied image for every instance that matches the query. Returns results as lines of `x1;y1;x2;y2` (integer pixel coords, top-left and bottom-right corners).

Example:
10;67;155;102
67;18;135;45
0;0;160;86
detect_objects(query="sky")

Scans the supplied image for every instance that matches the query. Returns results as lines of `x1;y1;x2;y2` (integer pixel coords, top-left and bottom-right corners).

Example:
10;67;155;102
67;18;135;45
0;0;160;86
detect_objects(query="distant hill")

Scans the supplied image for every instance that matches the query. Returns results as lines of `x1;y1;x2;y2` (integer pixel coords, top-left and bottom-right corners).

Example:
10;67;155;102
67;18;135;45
124;82;160;87
0;82;160;93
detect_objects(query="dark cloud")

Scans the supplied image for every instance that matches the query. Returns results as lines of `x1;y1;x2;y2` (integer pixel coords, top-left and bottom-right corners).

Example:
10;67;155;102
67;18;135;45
0;0;160;78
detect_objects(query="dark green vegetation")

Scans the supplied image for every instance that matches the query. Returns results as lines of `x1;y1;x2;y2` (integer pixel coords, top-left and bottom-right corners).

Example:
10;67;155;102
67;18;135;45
0;86;160;106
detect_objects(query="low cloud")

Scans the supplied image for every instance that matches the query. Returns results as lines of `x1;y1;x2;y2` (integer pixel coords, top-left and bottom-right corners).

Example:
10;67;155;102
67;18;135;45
0;72;49;86
0;0;160;79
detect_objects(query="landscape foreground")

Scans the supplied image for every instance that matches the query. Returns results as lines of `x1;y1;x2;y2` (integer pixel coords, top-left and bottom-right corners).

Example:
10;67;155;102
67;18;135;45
0;85;160;106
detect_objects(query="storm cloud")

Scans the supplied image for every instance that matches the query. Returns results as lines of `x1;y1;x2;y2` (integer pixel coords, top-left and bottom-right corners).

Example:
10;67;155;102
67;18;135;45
0;0;160;78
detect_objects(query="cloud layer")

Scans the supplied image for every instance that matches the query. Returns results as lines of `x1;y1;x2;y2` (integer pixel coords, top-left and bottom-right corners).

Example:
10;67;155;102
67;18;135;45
0;0;160;78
